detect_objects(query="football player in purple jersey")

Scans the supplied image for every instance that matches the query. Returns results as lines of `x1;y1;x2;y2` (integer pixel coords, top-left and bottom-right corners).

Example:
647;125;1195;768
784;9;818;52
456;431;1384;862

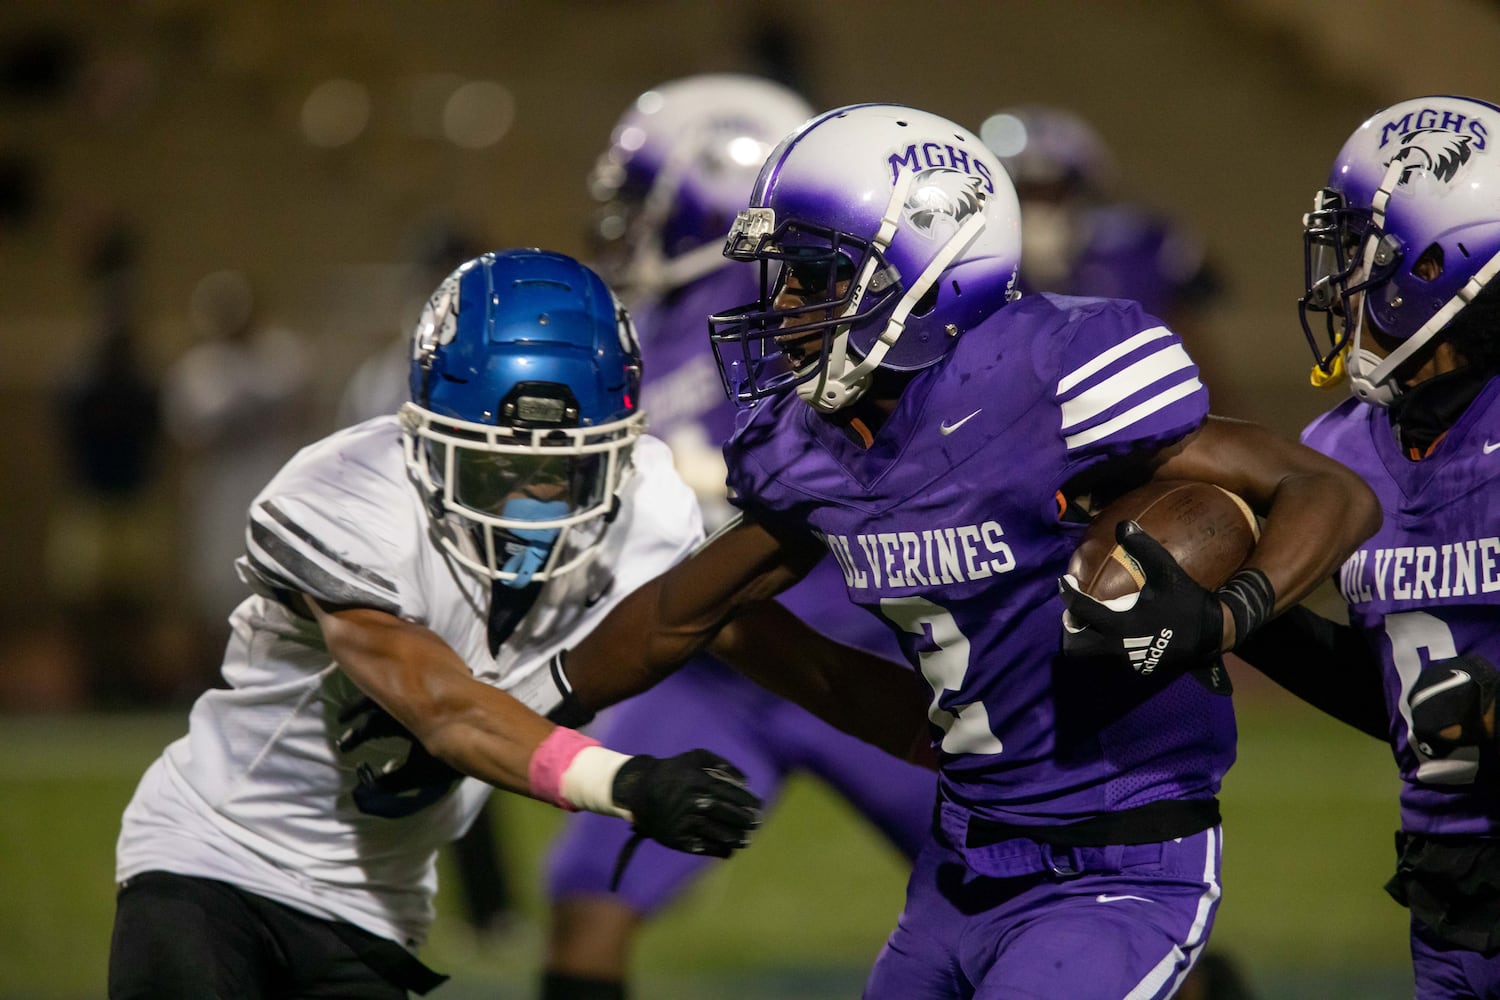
540;75;937;1000
1234;94;1500;998
547;104;1379;999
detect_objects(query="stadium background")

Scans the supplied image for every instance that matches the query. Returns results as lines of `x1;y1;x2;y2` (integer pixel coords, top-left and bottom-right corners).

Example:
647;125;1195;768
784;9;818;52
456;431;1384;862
1;2;1497;997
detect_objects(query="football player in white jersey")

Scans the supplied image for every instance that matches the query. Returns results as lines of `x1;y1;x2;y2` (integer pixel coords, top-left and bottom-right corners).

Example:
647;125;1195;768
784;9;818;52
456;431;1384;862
108;249;763;998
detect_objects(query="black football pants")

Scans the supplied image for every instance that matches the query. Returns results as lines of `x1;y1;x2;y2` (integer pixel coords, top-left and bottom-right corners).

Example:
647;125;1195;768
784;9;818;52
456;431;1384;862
109;871;443;999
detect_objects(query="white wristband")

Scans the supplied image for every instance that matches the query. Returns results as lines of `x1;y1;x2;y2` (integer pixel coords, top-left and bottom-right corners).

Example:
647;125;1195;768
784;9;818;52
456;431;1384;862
559;746;633;819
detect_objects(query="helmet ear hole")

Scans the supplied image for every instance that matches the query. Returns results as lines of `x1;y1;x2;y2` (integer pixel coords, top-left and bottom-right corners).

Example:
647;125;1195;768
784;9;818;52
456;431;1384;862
1412;244;1444;281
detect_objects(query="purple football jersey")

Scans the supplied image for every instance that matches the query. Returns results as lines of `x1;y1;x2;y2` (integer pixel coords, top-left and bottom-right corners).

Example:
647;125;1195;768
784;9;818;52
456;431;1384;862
1302;382;1500;838
725;292;1234;827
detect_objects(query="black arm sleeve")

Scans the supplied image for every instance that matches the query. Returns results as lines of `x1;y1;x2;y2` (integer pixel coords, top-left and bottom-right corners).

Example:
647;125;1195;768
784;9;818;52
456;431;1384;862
1233;604;1389;741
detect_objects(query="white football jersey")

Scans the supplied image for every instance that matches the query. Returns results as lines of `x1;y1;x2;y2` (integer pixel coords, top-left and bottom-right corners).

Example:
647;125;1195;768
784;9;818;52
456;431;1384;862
115;416;702;949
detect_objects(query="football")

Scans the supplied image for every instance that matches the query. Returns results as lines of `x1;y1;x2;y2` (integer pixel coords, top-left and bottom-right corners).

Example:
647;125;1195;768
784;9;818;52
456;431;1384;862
1067;480;1260;602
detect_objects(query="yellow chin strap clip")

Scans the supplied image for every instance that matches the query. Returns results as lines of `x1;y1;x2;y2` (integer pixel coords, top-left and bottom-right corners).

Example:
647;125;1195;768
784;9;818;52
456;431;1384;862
1309;347;1347;389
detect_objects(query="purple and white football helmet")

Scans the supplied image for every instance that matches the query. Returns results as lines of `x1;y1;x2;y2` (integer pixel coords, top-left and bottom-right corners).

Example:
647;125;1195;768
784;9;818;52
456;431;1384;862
709;104;1022;412
1299;94;1500;405
588;74;814;300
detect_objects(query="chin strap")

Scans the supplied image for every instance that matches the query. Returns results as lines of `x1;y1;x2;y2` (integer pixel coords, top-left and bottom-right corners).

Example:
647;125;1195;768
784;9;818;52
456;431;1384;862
803;171;989;413
801;169;914;411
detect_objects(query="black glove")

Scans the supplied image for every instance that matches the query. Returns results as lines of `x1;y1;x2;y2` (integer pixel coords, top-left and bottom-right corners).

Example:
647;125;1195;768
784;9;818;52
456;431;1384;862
611;749;762;858
1058;520;1225;681
1409;655;1499;758
336;697;463;818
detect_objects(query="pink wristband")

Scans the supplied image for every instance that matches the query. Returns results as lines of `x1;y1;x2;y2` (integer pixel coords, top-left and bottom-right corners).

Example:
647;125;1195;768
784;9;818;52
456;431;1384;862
527;727;601;810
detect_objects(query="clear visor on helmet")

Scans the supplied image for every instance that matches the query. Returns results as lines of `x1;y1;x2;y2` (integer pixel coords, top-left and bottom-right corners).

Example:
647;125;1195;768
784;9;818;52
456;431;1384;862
437;440;604;518
710;211;896;406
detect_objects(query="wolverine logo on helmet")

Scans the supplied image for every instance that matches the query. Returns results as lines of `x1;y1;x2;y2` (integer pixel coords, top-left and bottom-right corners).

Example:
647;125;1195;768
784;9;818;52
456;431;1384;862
904;168;986;241
1388;128;1476;188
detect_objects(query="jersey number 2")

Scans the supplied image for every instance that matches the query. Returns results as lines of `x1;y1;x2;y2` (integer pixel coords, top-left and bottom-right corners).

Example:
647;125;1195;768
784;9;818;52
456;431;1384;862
881;596;1004;755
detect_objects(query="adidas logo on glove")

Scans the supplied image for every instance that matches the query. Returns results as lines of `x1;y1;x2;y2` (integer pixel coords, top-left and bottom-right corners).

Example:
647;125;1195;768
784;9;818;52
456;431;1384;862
1124;629;1175;676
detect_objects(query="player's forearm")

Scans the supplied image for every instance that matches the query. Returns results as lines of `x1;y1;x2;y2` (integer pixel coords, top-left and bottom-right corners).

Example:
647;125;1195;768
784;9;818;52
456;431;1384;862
1156;417;1381;630
1242;467;1381;619
563;574;731;710
566;517;812;711
314;601;553;795
711;603;934;766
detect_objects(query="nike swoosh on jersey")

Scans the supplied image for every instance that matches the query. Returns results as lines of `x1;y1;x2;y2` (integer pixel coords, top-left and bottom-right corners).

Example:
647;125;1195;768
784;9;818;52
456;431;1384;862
1485;440;1500;454
939;409;983;435
1096;893;1152;904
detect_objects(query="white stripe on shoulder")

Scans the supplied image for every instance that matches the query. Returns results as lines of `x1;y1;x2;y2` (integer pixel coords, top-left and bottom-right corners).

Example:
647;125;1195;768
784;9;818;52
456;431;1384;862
1059;341;1196;433
1057;325;1172;394
1064;377;1203;451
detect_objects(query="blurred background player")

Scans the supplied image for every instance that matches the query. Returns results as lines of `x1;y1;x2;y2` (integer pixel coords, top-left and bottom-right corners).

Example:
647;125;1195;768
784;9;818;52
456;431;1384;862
1234;93;1500;998
109;249;762;998
161;268;316;675
539;75;938;1000
46;215;171;709
979;104;1240;413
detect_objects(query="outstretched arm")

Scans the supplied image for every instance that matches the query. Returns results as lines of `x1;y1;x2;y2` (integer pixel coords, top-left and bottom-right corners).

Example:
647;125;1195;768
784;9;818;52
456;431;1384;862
561;515;826;710
314;601;552;795
312;599;760;857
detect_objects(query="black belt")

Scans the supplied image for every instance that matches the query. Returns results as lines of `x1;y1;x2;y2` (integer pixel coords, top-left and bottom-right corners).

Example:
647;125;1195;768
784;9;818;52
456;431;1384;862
959;797;1221;849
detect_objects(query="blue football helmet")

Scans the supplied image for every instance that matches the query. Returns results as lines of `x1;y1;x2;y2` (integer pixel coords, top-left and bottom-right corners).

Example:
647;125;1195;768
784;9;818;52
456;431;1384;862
401;249;643;585
1299;95;1500;405
588;73;814;301
708;104;1022;412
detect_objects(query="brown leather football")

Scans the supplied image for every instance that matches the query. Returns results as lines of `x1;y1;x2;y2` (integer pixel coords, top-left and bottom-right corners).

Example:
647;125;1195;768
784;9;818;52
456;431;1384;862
1066;480;1259;602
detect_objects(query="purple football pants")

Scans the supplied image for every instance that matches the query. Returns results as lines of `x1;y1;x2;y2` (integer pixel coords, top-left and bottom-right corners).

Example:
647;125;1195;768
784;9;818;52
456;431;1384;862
1412;918;1500;1000
544;657;936;914
865;824;1223;999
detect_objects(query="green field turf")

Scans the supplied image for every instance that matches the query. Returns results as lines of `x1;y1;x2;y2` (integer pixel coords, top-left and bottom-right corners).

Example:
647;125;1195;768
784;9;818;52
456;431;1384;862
0;681;1412;999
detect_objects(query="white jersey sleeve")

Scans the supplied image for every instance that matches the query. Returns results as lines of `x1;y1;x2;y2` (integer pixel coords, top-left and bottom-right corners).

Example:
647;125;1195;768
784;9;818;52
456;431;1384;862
237;423;425;621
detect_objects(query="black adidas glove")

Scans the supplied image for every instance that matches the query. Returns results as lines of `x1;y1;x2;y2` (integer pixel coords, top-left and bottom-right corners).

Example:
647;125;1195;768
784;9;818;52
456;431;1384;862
611;749;762;858
1409;655;1499;758
336;697;462;818
1059;520;1229;681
